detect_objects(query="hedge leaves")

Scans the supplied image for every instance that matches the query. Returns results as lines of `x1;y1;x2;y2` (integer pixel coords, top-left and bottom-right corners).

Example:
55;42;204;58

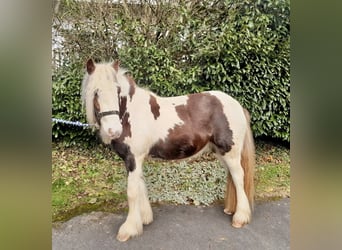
52;0;290;144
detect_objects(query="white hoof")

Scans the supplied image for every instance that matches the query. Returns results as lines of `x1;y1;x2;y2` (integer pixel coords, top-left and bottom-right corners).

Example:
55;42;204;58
223;208;233;215
232;209;251;228
116;221;143;242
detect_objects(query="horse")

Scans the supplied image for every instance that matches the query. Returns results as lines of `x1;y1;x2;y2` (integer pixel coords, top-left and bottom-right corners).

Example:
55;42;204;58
81;59;255;242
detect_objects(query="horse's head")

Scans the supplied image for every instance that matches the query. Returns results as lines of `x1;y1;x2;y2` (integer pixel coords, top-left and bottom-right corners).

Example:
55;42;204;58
81;59;122;143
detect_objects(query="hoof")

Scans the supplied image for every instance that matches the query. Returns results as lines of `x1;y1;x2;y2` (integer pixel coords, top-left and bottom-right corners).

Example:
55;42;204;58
116;232;130;242
232;221;244;228
223;208;233;215
231;210;251;228
116;221;143;242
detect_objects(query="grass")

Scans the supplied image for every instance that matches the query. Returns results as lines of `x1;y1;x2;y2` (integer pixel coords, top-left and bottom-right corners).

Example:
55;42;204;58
255;141;290;200
52;140;290;222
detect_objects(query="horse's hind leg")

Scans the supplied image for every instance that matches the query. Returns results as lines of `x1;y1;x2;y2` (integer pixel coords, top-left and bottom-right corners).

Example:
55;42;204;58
218;150;252;228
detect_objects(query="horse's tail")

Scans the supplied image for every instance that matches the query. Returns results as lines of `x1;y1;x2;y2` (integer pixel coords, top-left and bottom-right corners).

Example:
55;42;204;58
225;108;255;213
241;109;255;209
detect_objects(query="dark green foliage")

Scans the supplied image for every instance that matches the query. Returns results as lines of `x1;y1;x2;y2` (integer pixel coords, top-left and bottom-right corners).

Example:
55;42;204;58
52;63;97;146
52;0;290;144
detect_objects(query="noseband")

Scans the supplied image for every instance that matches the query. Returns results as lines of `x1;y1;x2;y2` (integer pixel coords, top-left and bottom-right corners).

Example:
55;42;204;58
93;88;122;125
95;110;120;125
97;110;120;120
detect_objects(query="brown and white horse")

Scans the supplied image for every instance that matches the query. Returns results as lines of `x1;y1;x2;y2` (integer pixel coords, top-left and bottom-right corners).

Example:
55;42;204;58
81;59;255;242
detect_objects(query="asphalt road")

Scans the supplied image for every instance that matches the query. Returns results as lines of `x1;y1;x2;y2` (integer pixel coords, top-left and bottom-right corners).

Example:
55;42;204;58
52;198;289;250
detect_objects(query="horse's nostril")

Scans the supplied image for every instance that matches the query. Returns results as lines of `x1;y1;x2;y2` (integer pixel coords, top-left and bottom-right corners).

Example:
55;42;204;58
108;128;120;138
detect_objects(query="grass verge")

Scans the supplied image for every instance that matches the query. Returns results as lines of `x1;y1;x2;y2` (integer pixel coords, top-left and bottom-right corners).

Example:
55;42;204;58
52;140;289;222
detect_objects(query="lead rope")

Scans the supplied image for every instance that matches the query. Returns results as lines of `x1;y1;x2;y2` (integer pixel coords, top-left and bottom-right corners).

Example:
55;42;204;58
52;118;93;128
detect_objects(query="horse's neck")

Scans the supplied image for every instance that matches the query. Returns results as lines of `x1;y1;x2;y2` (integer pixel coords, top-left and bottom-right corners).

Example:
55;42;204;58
118;81;132;98
122;85;159;113
117;73;158;104
133;85;156;100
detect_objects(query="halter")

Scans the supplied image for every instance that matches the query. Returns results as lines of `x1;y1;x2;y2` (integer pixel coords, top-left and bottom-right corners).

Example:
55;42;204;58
95;110;120;125
97;110;120;120
93;88;121;125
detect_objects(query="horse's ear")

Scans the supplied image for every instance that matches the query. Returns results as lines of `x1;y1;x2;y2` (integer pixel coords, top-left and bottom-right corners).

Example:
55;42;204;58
86;59;95;74
112;60;120;72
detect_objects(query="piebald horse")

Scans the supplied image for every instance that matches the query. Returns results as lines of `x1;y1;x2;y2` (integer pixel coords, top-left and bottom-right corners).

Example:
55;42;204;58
81;59;255;242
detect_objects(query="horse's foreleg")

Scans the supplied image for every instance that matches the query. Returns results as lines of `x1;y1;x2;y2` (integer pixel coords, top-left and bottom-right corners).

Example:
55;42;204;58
117;164;143;242
139;174;153;225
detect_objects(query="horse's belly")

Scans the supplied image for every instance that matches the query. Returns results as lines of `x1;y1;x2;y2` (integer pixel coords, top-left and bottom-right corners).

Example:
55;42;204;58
148;135;209;160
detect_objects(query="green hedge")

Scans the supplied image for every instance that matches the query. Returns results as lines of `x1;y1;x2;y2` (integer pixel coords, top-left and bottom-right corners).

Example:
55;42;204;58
52;0;290;145
52;63;98;146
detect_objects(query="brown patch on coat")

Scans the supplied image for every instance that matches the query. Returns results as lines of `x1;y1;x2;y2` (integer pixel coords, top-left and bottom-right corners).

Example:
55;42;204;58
149;95;160;120
149;93;234;160
125;74;136;101
93;93;101;125
119;112;132;139
110;75;134;172
112;95;133;171
117;95;131;139
119;95;127;119
111;140;135;172
110;105;134;172
93;93;100;110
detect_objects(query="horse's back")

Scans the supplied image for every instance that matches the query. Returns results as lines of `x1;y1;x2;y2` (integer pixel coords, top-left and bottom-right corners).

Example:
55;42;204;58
206;90;243;110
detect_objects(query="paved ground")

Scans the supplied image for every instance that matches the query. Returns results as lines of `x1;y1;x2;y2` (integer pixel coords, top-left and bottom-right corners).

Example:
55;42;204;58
52;198;289;250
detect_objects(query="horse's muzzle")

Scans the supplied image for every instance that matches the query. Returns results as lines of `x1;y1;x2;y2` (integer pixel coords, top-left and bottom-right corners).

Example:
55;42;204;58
108;128;122;139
